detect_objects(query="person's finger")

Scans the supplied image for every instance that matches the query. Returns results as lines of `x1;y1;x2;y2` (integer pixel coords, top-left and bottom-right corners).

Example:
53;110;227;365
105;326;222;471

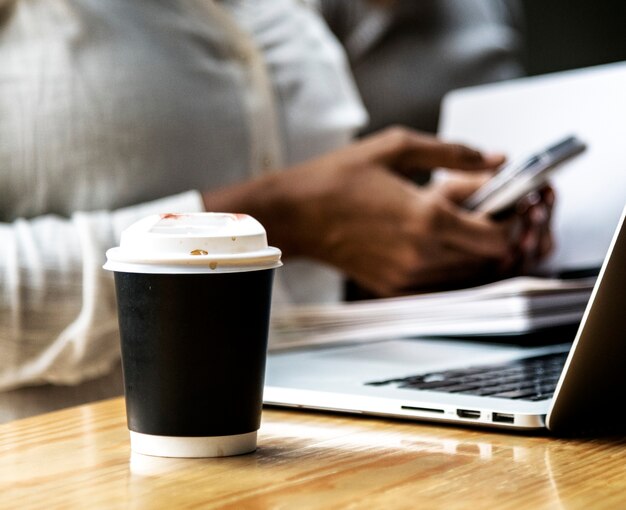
440;206;520;259
521;225;540;257
435;173;492;204
540;184;556;209
360;126;505;173
514;185;555;265
397;143;505;174
514;184;555;220
538;226;554;259
516;190;542;215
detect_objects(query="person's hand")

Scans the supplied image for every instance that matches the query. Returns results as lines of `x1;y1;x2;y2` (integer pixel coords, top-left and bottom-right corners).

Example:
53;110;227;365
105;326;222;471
203;126;554;296
433;171;556;280
512;185;556;272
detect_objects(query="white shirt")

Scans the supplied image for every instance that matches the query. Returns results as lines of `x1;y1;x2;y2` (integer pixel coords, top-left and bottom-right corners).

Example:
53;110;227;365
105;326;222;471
0;0;366;399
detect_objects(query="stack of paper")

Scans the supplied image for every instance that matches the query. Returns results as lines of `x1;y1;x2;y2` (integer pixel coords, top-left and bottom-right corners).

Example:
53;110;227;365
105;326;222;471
269;276;595;351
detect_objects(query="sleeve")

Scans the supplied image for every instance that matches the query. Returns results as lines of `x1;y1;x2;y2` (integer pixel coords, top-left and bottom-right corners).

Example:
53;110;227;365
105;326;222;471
0;190;205;391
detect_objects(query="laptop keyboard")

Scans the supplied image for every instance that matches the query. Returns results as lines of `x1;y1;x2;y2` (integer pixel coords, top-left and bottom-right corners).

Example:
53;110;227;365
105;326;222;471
365;351;568;401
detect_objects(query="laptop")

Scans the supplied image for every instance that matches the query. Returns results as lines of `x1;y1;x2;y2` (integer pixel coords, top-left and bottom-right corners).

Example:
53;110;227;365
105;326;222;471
263;205;626;435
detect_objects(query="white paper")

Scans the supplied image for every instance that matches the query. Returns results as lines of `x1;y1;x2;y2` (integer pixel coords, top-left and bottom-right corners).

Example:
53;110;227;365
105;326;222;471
269;276;594;351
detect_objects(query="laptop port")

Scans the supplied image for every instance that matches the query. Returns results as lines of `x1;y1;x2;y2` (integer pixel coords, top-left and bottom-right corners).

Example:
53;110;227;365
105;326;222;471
492;412;515;424
457;409;481;419
401;405;444;414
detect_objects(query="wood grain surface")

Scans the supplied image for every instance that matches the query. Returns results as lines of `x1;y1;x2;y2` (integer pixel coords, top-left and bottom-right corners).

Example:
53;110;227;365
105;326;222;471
1;397;625;509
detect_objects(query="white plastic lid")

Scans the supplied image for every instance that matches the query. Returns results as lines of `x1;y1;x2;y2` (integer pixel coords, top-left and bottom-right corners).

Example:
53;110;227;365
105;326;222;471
104;213;282;274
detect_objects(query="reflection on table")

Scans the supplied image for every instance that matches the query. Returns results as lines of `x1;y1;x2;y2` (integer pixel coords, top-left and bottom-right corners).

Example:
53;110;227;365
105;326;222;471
1;397;625;509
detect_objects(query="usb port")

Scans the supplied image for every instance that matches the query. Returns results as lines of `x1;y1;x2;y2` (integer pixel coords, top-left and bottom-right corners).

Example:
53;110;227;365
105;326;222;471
492;412;514;424
457;409;481;419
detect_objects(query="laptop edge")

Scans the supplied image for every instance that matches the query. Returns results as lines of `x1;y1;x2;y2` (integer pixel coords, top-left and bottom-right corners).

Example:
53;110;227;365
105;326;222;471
546;205;626;434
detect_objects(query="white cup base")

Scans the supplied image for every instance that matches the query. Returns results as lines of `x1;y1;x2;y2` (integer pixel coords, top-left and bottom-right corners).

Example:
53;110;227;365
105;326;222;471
129;430;257;458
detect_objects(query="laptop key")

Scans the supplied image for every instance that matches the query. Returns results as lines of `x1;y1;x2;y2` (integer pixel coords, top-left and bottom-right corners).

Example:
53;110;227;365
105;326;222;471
399;379;460;390
530;393;554;401
365;351;568;399
435;383;483;393
491;389;542;399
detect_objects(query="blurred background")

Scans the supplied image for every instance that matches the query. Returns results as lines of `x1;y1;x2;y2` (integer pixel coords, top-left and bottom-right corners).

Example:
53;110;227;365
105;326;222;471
521;0;626;76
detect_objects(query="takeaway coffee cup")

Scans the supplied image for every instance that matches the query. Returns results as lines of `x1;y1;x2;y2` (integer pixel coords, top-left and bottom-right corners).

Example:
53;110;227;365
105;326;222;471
104;213;281;458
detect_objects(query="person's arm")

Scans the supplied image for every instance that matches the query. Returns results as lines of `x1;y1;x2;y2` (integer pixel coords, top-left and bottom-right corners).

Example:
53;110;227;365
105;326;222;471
0;191;204;391
204;127;553;297
0;127;551;391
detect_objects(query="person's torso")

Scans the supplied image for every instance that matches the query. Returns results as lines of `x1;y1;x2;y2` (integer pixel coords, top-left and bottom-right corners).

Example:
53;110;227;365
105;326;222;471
0;0;366;220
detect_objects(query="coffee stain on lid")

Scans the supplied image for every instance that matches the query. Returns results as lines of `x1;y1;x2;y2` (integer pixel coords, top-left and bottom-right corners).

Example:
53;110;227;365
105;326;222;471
190;249;208;256
160;213;182;220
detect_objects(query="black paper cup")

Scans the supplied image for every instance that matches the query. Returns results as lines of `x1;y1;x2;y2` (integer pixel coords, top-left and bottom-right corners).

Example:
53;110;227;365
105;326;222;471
104;213;281;457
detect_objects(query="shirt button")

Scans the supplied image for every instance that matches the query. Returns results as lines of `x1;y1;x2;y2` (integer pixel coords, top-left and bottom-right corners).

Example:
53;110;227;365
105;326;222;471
235;48;251;63
261;155;273;170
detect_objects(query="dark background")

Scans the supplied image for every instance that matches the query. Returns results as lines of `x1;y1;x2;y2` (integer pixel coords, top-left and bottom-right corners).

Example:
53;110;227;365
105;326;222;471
520;0;626;76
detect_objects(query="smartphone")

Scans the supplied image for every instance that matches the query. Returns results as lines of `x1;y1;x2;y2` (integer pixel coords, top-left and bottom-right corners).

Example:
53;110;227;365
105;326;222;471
464;134;587;216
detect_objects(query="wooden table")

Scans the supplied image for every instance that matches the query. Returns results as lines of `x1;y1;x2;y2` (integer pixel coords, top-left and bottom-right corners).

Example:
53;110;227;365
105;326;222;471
1;397;625;509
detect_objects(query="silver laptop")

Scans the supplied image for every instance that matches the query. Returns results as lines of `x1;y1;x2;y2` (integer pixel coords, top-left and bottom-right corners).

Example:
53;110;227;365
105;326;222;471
264;206;626;434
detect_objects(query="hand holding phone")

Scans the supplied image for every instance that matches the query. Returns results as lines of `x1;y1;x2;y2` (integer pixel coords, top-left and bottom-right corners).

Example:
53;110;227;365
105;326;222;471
463;135;586;216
